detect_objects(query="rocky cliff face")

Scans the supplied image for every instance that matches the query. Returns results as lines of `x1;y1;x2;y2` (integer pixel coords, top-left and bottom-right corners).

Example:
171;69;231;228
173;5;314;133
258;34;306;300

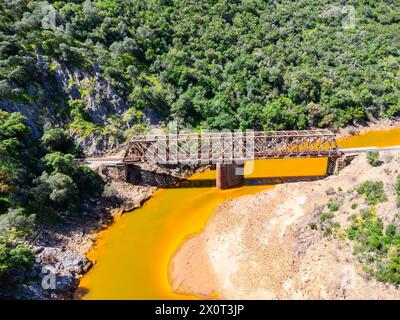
0;49;146;156
53;61;128;124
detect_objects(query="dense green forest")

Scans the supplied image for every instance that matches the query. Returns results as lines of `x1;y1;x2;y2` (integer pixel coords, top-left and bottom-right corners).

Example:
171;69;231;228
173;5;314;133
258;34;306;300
1;0;400;134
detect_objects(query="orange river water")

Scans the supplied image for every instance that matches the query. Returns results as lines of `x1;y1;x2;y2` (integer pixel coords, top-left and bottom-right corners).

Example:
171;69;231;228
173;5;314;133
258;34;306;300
77;128;400;299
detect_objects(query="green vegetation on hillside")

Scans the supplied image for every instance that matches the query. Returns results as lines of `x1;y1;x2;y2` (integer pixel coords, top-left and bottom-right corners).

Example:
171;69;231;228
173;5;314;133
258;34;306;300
314;178;400;287
0;111;102;287
1;0;400;133
347;209;400;286
356;180;388;205
367;151;382;167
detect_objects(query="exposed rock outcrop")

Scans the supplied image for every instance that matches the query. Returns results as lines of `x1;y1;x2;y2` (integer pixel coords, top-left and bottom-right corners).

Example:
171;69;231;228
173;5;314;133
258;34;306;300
54;61;128;124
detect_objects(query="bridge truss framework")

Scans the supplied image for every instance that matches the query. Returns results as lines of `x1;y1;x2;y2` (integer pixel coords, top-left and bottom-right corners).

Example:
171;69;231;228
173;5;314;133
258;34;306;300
123;129;340;165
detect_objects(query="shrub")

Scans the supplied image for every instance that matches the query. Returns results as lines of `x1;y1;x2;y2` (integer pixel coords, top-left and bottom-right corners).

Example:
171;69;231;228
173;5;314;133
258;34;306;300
33;172;78;210
0;208;35;238
0;195;11;215
333;222;341;230
346;209;400;286
328;200;341;212
324;228;333;237
356;181;387;205
43;152;77;175
0;241;34;276
396;175;400;195
41;128;71;153
35;153;102;212
367;151;381;167
386;224;398;238
102;183;118;200
320;211;334;222
74;165;103;199
361;210;373;220
351;203;358;210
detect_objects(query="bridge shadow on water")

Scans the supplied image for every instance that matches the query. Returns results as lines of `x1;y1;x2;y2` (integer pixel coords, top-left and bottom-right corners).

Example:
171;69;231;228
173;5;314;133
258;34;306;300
164;175;327;189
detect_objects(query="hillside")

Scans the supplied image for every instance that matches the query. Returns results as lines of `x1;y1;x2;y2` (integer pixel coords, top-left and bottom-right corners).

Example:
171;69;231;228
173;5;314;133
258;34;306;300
170;151;400;299
1;0;400;153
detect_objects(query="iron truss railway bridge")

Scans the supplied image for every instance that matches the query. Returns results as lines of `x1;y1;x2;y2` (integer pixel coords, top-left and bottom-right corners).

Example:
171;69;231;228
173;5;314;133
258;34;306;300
123;129;339;164
84;130;400;189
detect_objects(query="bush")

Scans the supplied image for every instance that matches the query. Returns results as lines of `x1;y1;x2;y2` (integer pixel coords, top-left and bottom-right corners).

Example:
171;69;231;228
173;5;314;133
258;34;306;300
361;210;373;220
308;223;318;230
43;152;77;175
0;241;34;276
0;195;11;215
346;209;400;286
102;183;118;200
74;165;103;199
35;153;102;212
367;151;381;167
0;208;35;238
320;211;334;222
356;181;388;205
327;200;341;212
34;172;78;210
386;224;398;238
41;128;84;158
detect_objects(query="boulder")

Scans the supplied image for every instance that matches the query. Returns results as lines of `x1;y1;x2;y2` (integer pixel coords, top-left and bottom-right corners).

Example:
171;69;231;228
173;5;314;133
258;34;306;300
59;252;92;274
16;282;50;300
55;273;79;292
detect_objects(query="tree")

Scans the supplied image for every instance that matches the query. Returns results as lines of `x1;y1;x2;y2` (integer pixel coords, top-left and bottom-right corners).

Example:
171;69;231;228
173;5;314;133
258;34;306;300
0;111;30;161
34;172;78;209
41;127;82;156
262;98;307;131
43;152;77;175
74;165;103;199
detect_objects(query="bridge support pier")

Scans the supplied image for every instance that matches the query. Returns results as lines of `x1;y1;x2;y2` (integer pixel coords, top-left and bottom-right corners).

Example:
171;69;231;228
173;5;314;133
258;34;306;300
326;156;339;176
216;161;245;190
327;154;357;176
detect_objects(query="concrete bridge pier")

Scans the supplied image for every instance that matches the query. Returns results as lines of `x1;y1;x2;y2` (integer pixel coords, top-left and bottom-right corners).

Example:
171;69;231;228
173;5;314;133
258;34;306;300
216;161;245;190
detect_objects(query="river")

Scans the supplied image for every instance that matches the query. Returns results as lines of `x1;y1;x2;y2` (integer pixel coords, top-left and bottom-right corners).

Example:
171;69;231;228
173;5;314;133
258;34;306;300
77;128;400;299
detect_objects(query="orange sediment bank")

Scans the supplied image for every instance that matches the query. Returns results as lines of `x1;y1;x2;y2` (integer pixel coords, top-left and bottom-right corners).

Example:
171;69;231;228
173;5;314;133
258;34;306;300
77;128;400;300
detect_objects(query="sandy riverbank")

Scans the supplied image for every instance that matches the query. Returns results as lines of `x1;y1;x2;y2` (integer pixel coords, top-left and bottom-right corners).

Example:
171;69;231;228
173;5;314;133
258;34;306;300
169;150;400;299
